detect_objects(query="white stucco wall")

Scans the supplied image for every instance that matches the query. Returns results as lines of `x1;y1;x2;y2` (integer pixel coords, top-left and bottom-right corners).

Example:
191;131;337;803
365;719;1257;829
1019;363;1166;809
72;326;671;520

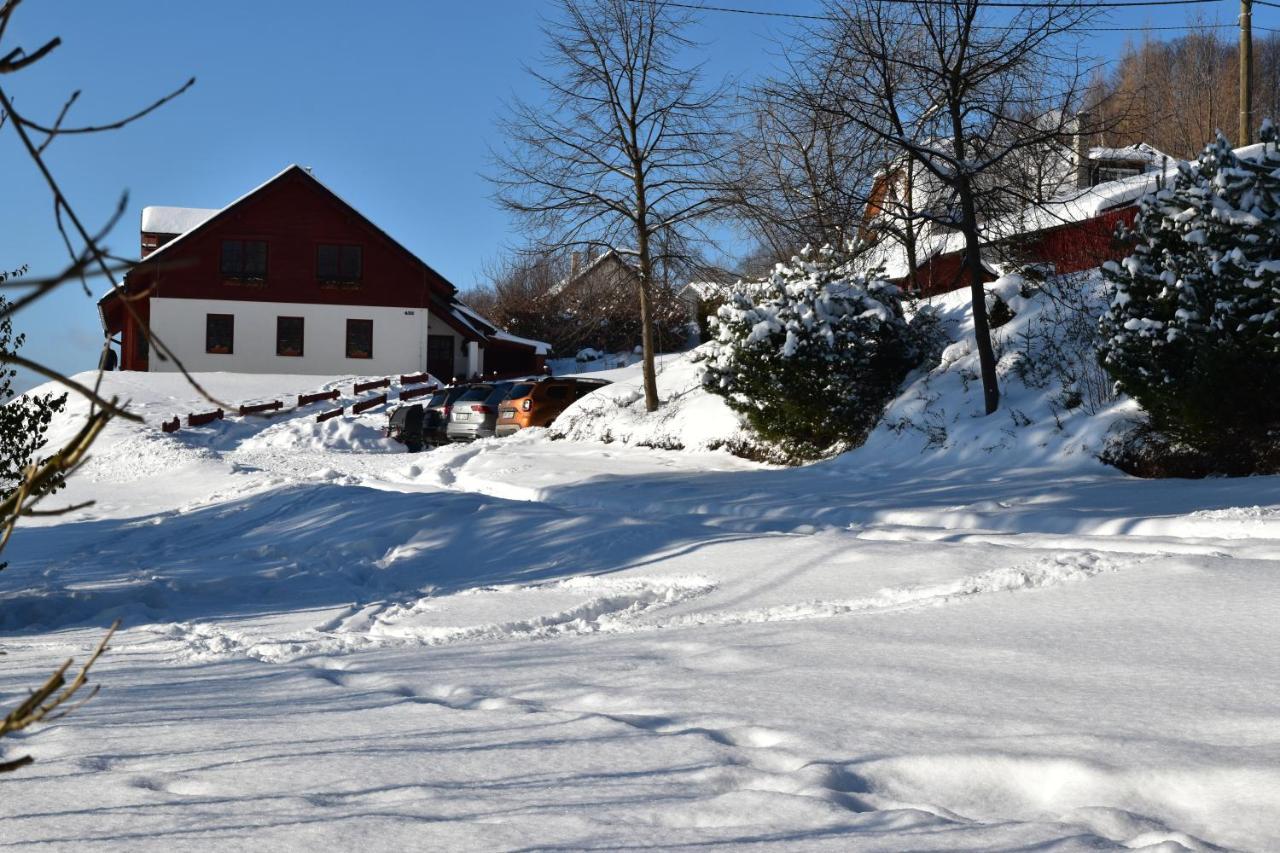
148;297;434;376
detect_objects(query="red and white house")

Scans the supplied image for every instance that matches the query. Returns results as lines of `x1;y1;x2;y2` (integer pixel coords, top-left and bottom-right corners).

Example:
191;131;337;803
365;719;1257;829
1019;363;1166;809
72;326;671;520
98;165;548;380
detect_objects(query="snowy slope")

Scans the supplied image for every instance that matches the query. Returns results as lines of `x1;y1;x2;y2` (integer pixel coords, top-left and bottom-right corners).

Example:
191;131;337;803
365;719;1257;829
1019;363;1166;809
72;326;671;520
552;271;1132;466
1;360;1278;850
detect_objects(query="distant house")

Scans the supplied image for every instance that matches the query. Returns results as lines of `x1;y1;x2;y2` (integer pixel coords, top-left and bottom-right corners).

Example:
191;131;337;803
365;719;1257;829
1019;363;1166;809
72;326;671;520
553;248;641;300
860;134;1174;295
99;165;548;380
547;248;693;353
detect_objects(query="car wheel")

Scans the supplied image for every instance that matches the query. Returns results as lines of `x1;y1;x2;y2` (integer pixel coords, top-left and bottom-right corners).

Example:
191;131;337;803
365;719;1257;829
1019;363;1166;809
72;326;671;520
405;442;423;453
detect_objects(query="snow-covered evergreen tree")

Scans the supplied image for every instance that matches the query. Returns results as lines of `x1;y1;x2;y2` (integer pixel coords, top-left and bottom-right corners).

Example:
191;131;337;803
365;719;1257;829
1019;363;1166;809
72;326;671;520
1099;126;1280;473
702;246;922;460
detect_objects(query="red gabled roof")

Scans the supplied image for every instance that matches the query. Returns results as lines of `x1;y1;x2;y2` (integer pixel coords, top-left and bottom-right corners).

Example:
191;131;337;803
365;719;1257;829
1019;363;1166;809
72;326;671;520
100;163;459;306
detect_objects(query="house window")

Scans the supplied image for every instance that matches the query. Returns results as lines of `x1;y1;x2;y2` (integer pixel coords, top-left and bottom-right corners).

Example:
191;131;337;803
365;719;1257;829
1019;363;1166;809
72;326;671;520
346;319;373;359
277;316;304;357
206;313;234;354
318;244;362;284
220;240;267;281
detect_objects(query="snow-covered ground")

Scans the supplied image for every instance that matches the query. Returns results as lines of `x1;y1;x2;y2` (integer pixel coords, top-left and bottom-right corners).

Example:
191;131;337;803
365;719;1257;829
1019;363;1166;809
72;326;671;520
2;334;1278;849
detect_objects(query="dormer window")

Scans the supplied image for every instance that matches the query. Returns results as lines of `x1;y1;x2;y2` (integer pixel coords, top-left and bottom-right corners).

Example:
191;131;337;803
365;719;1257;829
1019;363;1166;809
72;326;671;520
221;239;267;281
318;244;362;286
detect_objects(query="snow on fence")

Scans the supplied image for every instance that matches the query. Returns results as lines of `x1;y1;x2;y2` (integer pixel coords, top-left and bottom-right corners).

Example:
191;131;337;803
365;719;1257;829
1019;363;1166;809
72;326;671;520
298;389;340;407
399;385;436;401
354;378;391;395
238;400;283;416
187;409;224;428
162;373;428;434
351;393;388;415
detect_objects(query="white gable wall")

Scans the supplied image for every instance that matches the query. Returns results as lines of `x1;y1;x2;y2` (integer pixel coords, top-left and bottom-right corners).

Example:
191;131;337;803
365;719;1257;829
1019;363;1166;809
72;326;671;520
147;297;430;376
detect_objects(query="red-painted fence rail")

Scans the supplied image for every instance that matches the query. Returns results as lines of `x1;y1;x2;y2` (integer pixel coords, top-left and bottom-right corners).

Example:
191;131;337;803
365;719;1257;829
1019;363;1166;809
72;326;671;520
398;385;436;401
352;393;388;415
162;372;439;434
354;377;391;395
239;400;283;416
188;409;224;428
298;389;340;407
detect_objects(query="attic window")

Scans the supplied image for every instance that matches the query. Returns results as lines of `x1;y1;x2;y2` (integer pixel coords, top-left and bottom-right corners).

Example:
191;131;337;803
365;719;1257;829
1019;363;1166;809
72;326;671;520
318;244;362;285
220;240;267;281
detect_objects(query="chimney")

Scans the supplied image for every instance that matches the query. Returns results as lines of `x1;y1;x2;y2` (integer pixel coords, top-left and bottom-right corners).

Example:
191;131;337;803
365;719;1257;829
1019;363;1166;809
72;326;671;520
1074;110;1093;189
570;251;582;280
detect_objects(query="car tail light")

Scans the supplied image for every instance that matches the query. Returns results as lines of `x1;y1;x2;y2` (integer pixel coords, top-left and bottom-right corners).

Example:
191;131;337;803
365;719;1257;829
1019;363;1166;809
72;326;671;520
471;404;493;414
522;399;531;411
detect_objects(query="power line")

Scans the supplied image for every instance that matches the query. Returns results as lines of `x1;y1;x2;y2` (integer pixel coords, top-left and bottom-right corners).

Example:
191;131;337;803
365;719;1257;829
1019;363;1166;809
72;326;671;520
646;0;1280;32
649;0;1231;16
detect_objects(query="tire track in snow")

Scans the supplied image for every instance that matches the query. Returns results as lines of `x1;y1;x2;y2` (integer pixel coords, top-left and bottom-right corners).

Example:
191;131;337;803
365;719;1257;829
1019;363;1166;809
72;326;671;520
648;551;1138;632
152;551;1132;663
151;575;719;663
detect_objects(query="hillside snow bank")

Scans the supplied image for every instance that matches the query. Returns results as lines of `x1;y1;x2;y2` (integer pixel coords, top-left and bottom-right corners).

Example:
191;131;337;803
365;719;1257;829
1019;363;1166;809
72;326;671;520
554;271;1135;468
552;348;752;452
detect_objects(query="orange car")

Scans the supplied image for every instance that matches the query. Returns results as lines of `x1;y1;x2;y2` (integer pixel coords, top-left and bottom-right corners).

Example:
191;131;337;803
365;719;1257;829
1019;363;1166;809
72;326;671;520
495;377;610;436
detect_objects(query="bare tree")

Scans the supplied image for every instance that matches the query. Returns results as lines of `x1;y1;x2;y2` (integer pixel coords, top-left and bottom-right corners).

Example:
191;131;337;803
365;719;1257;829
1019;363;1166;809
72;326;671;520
720;85;879;265
792;0;1101;415
1092;22;1280;158
491;0;727;411
0;0;193;770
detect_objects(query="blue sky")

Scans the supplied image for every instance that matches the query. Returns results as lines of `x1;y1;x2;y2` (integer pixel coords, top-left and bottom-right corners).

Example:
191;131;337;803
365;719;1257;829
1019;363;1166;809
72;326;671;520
2;0;1267;393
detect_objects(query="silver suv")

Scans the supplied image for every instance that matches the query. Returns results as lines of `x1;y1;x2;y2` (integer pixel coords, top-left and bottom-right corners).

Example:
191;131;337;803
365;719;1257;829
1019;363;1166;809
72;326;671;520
445;382;516;442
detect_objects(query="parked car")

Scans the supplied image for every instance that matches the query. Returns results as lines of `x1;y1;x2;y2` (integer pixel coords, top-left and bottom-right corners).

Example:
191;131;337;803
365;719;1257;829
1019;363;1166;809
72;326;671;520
495;377;610;436
385;384;472;451
422;384;474;445
386;403;427;452
445;381;516;442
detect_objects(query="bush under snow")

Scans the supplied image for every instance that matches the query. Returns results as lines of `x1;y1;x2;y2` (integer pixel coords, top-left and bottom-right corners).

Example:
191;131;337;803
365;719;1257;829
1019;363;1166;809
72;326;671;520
701;246;928;461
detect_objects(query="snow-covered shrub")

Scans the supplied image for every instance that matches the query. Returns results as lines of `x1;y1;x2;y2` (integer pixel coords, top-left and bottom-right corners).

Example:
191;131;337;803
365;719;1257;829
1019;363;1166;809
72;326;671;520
701;246;924;461
1099;127;1280;474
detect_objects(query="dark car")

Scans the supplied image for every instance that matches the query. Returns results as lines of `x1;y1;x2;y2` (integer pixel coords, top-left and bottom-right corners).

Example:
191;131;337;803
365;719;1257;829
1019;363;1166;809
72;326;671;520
386;403;427;452
446;381;516;442
386;384;473;451
495;377;611;436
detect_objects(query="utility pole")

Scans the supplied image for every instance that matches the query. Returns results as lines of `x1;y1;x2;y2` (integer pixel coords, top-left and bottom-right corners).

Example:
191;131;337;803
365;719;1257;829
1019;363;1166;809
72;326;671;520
1241;0;1254;145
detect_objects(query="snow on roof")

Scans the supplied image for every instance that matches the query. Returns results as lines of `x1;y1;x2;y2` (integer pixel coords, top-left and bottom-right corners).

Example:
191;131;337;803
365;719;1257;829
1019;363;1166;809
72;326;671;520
141;206;219;235
130;164;303;269
451;300;550;355
1088;142;1171;164
492;330;551;355
679;281;730;301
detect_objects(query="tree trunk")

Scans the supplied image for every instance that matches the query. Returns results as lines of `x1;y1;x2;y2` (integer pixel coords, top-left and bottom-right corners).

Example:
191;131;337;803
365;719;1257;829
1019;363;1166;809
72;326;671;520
635;225;660;413
956;179;1000;415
